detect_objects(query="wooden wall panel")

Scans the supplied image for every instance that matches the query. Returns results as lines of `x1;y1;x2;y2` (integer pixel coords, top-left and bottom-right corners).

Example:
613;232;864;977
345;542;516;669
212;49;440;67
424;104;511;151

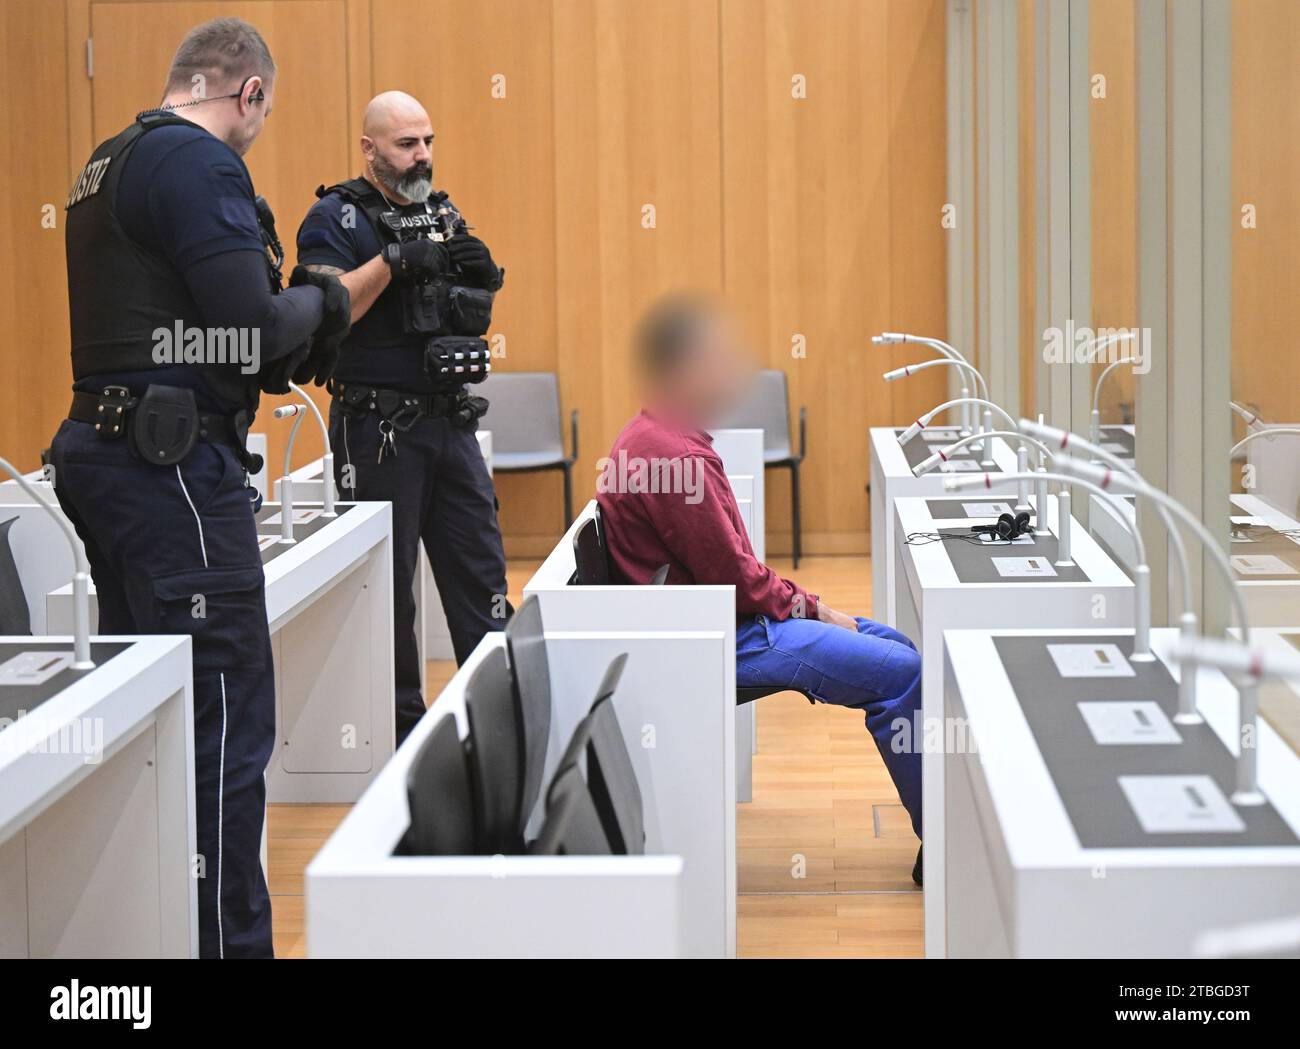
722;0;948;555
372;0;559;547
1232;0;1300;435
1088;0;1137;422
1017;0;1036;422
546;0;725;555
6;0;949;557
0;0;72;472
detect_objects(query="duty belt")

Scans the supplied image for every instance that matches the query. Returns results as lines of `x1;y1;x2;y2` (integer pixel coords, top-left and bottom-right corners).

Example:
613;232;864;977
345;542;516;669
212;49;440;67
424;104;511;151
69;385;263;473
328;380;466;423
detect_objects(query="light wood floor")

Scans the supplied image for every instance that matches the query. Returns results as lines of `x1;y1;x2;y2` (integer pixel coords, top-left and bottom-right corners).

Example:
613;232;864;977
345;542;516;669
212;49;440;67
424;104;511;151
267;554;923;959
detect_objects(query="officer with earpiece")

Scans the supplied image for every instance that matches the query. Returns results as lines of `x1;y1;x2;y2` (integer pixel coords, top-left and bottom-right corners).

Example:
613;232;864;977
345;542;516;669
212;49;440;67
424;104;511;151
296;90;510;747
49;18;350;958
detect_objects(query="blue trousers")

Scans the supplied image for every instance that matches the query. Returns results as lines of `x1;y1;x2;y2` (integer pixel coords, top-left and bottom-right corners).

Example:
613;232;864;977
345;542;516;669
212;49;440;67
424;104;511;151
49;419;276;958
331;403;509;747
736;614;923;838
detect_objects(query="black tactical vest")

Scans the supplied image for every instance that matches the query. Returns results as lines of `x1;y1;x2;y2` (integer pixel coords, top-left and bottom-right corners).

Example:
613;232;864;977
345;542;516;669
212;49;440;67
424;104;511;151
65;113;259;411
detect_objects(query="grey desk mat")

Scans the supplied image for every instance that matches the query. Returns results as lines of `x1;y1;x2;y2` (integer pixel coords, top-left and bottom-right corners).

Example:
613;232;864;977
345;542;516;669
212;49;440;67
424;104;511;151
925;498;1030;521
1229;527;1300;581
930;529;1091;584
991;634;1298;848
896;429;1004;473
254;502;355;566
0;640;133;724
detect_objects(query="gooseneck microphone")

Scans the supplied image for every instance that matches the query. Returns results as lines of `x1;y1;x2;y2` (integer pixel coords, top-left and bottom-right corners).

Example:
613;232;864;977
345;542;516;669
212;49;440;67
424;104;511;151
1020;418;1201;723
0;456;93;668
1049;454;1264;806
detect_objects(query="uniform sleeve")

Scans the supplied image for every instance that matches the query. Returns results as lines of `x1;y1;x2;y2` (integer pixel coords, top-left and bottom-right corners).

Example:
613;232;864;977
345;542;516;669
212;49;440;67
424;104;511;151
144;136;265;272
296;195;364;272
638;455;819;622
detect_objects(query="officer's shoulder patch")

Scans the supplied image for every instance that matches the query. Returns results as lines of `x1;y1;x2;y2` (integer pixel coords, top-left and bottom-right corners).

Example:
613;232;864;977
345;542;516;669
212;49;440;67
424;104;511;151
66;155;113;209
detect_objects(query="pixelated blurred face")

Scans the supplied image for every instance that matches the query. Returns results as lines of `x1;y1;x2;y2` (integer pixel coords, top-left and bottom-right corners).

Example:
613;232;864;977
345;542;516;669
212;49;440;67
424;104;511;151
670;313;753;427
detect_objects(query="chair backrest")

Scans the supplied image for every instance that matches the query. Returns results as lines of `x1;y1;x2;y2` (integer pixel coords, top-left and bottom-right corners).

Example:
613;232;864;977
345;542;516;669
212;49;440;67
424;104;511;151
584;657;645;855
530;764;611;856
477;372;565;458
572;506;612;585
0;518;32;634
464;646;524;853
404;713;476;856
504;595;552;831
725;369;793;458
533;653;640;857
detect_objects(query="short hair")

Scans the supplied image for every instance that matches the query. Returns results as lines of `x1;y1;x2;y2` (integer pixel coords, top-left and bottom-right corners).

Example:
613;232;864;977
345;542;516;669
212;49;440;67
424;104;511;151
164;18;275;97
636;293;722;379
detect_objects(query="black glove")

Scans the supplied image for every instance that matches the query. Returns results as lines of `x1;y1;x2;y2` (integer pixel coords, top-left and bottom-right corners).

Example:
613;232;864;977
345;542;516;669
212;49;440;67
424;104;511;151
387;238;450;281
446;233;502;289
288;265;352;386
259;341;311;394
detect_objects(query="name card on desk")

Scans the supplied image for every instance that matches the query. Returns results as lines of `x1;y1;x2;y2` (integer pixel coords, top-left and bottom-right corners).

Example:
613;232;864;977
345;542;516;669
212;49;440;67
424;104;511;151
1047;642;1135;678
964;501;1014;517
261;508;323;528
1232;554;1298;575
1118;774;1245;834
992;556;1056;578
1077;701;1181;745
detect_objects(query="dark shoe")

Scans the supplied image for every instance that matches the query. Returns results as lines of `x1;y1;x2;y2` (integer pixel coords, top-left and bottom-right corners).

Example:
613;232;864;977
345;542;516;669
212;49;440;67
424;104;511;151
912;845;923;887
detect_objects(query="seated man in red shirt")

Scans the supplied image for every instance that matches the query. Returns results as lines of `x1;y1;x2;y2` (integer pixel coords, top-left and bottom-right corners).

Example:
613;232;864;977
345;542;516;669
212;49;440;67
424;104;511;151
597;294;923;885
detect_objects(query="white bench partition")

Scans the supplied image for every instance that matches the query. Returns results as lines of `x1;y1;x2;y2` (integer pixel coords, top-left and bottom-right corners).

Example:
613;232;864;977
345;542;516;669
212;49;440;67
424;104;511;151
307;633;684;958
710;428;766;770
524;501;737;958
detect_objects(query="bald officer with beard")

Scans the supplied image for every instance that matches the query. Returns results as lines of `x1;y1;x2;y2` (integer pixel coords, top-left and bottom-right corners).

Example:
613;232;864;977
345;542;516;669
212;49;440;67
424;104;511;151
296;92;509;745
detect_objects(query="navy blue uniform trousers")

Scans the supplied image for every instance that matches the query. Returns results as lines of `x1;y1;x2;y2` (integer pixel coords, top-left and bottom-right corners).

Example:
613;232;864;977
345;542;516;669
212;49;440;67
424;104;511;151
50;419;275;958
331;403;509;746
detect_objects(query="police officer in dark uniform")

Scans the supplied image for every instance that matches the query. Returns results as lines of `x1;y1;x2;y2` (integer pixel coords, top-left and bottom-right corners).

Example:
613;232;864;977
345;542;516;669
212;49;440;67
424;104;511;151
50;18;349;958
296;91;509;746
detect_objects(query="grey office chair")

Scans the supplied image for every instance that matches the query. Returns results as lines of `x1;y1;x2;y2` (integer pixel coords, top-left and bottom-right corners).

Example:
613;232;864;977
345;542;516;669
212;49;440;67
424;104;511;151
404;713;476;856
503;595;552;836
464;645;525;854
0;518;31;634
479;372;579;530
726;370;807;566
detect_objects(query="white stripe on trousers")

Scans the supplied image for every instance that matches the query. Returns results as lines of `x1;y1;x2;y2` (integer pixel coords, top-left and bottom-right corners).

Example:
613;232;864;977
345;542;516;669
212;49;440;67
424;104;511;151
176;463;225;958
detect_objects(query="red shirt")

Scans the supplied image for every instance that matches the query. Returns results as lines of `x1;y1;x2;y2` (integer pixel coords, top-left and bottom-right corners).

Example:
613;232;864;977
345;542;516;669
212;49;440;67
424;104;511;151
596;409;819;622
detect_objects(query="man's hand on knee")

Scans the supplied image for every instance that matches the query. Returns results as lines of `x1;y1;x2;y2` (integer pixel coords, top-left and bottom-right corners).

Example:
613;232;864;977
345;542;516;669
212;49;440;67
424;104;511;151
817;603;859;632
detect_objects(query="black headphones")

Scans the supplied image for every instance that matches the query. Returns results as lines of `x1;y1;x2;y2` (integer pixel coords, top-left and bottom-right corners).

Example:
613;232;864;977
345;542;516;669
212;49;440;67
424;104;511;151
971;510;1031;541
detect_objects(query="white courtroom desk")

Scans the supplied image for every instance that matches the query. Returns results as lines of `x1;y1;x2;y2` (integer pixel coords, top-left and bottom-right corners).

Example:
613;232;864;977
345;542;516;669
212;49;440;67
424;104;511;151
0;635;196;957
2;442;266;633
943;627;1300;957
709;428;767;774
48;501;395;803
523;500;736;958
1091;492;1300;628
894;493;1135;957
273;429;493;664
869;426;1019;627
306;634;683;958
